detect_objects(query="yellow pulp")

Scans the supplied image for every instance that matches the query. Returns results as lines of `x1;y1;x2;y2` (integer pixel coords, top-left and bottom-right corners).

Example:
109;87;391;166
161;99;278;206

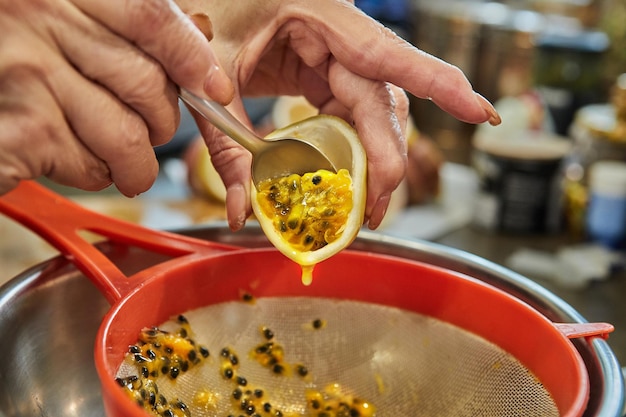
255;168;353;284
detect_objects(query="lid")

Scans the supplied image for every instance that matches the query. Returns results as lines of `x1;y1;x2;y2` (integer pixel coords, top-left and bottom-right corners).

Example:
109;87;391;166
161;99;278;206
573;74;626;142
473;131;571;161
588;160;626;196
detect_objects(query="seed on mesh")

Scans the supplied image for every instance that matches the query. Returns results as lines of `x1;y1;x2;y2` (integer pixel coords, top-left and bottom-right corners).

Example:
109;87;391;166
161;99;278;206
261;326;274;340
223;367;234;379
272;364;285;375
236;376;248;386
312;318;326;329
199;345;210;358
233;388;243;400
296;364;309;377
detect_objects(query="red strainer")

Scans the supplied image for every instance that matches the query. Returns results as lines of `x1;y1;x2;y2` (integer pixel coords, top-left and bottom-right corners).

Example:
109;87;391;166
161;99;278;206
0;181;614;417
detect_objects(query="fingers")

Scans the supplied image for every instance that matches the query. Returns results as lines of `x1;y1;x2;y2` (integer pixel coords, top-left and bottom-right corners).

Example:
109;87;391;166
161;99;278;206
0;11;160;196
51;3;179;147
0;69;113;194
51;56;160;196
327;60;408;229
187;98;253;231
72;0;234;104
289;0;500;126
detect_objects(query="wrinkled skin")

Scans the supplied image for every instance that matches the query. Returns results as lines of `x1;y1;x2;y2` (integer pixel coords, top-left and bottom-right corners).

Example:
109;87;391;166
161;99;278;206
0;0;499;230
176;0;499;230
0;0;233;197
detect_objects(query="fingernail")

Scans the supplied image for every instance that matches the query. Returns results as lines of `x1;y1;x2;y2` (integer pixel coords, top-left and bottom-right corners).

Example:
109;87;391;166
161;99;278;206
226;183;248;231
367;193;391;230
189;12;213;41
474;92;501;126
204;65;234;105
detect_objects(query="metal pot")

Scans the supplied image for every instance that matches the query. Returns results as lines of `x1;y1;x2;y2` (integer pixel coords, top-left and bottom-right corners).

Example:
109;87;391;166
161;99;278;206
0;223;623;417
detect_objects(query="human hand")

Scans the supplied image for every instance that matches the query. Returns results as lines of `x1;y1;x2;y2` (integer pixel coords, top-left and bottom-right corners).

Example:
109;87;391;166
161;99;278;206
177;0;500;230
0;0;233;197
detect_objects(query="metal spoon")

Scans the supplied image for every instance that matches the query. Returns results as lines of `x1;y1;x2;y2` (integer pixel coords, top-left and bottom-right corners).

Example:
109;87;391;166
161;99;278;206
179;89;336;187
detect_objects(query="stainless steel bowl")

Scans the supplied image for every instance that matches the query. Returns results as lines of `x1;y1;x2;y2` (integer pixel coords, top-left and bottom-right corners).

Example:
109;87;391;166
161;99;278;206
0;223;623;417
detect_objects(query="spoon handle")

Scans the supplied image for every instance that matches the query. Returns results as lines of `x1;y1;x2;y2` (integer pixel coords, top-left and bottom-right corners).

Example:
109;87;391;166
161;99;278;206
179;88;264;154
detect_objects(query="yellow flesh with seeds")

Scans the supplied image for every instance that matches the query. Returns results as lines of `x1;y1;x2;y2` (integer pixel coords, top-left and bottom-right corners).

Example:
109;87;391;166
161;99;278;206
255;168;353;256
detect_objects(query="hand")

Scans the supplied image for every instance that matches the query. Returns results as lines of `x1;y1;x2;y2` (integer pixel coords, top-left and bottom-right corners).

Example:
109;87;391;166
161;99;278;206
0;0;233;197
177;0;500;231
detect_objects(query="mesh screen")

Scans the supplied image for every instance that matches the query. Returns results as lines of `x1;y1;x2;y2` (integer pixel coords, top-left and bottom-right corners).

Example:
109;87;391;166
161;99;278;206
117;297;559;417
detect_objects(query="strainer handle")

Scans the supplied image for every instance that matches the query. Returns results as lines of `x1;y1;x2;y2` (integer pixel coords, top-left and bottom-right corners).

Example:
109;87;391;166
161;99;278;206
0;181;239;304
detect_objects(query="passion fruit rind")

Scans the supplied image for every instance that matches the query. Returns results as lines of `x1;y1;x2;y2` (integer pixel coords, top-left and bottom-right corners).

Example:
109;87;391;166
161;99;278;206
251;115;367;267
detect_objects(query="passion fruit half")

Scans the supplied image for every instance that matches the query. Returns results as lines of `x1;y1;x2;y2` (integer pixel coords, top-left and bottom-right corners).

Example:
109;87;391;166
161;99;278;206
251;115;367;285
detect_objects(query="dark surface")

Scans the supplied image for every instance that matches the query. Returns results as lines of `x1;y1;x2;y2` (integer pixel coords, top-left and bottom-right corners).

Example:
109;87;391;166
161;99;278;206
435;226;626;367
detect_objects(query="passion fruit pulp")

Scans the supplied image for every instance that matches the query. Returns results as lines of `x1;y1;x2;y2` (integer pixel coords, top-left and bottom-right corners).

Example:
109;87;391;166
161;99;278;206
251;115;367;285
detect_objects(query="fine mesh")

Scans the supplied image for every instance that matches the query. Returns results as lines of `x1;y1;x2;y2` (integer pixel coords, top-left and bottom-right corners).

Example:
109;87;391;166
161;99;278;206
117;297;559;416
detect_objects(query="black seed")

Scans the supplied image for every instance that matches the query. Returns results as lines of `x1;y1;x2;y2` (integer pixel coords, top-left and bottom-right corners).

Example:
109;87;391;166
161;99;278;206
262;327;274;340
296;364;308;377
350;408;360;417
255;343;270;354
199;346;210;358
229;354;239;366
115;378;126;387
177;315;188;324
134;354;148;363
221;347;231;357
170;367;180;379
236;376;248;386
245;404;256;415
312;319;324;329
158;394;167;406
312;175;322;185
141;366;149;378
174;400;188;410
254;389;263;398
187;350;197;362
148;391;156;406
233;388;243;400
224;367;234;379
129;345;141;354
304;235;314;244
181;361;189;372
275;411;283;417
242;293;254;302
311;399;321;409
163;409;174;417
272;364;284;375
165;347;173;354
263;403;272;412
146;349;157;360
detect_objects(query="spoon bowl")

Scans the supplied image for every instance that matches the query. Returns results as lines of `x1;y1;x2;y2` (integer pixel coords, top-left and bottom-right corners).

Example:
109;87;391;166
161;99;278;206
179;89;337;186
